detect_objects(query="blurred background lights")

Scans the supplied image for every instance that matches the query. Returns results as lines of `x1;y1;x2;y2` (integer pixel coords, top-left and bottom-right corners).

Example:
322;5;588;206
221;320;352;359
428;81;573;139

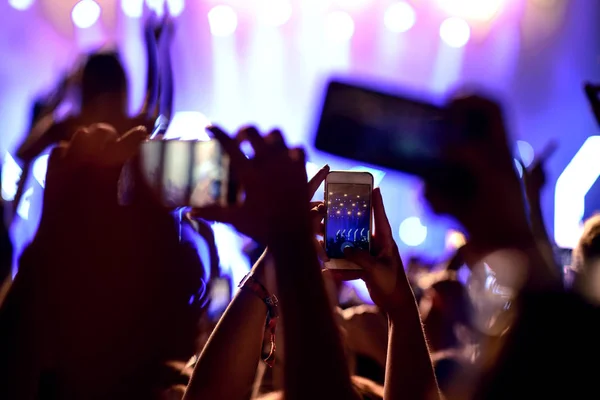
165;111;211;140
435;0;504;22
324;11;355;43
384;2;417;33
121;0;144;18
1;153;22;202
9;0;35;11
146;0;166;16
399;216;428;247
208;5;238;37
445;229;466;250
167;0;185;17
516;140;535;168
71;0;101;29
32;154;49;188
439;17;471;48
332;0;373;11
258;0;293;27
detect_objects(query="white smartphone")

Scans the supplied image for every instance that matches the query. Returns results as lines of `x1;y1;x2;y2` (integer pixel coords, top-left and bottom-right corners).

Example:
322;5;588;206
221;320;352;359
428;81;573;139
139;139;231;208
324;171;374;270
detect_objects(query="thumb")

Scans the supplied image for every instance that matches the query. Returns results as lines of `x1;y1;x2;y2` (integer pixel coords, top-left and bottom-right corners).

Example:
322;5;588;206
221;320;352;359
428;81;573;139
344;248;377;271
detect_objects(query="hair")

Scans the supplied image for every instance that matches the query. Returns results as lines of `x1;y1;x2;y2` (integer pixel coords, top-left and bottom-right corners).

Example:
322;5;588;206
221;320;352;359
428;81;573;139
81;52;127;105
573;214;600;270
430;279;473;329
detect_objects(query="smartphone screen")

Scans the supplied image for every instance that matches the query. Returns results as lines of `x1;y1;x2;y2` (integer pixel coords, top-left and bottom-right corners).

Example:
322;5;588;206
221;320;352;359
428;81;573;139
325;181;372;260
139;140;230;208
315;80;448;177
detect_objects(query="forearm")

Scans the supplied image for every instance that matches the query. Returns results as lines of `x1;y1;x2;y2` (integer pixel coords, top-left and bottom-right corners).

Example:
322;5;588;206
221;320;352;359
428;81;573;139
184;289;267;400
385;308;440;400
268;226;357;400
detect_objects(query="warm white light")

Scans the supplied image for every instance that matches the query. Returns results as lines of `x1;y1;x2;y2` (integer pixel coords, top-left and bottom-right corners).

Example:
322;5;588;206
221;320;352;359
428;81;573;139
435;0;504;22
146;0;165;16
71;0;102;29
208;5;239;37
332;0;372;11
121;0;144;18
9;0;35;11
399;217;428;247
384;2;416;33
167;0;185;17
324;11;355;43
258;0;292;27
439;17;470;48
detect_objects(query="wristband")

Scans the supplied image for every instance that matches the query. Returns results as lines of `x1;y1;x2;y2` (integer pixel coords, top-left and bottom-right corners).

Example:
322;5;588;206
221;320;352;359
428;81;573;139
239;273;279;367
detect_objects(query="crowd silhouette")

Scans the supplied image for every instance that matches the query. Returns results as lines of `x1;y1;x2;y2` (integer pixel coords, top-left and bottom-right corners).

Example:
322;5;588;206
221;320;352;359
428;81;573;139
1;4;600;400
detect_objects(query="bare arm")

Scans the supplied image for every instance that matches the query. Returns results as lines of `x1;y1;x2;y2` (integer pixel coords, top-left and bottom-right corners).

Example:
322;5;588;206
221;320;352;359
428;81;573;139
183;252;271;400
386;307;440;400
269;227;359;400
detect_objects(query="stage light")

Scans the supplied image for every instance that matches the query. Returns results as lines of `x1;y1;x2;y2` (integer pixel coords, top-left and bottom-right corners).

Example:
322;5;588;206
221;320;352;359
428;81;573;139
146;0;165;16
555;136;600;248
208;5;238;37
17;187;33;221
32;154;49;188
384;2;416;33
165;111;211;140
121;0;143;18
167;0;185;17
1;152;22;202
9;0;34;11
435;0;503;22
516;140;534;168
71;0;101;29
332;0;372;11
439;17;470;48
324;11;355;43
258;0;292;27
399;216;427;247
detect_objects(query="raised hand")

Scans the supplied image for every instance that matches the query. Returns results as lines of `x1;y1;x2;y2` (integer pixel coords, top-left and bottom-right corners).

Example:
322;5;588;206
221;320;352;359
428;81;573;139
344;188;415;315
520;141;557;202
191;126;310;244
11;123;205;397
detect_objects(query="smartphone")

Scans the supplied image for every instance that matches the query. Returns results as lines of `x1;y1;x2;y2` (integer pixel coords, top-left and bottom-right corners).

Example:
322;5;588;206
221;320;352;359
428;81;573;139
207;276;232;319
138;139;235;208
324;171;373;270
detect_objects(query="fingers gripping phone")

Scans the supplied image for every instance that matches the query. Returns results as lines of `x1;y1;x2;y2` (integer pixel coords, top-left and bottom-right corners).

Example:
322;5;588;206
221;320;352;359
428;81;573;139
324;171;373;270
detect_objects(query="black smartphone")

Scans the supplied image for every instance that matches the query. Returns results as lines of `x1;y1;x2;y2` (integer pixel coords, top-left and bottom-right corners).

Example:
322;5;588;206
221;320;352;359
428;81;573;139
315;80;458;178
324;171;373;270
138;139;236;208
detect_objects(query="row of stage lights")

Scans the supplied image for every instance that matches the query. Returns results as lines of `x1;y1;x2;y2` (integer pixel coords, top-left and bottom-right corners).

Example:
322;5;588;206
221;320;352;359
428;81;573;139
8;0;514;49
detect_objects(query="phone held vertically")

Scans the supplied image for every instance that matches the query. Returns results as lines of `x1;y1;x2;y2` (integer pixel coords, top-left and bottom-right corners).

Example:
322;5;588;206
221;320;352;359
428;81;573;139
138;139;235;208
324;171;373;270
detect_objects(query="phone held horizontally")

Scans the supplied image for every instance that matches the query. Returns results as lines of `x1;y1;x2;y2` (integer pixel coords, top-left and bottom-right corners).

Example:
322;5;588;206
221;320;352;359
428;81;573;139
324;171;373;270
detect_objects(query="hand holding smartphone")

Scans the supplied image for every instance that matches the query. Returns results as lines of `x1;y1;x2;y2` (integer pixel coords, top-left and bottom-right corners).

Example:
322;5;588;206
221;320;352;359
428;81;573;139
324;171;373;270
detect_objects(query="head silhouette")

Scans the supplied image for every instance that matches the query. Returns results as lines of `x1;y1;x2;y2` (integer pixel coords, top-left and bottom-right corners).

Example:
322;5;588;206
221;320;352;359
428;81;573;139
81;52;127;111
